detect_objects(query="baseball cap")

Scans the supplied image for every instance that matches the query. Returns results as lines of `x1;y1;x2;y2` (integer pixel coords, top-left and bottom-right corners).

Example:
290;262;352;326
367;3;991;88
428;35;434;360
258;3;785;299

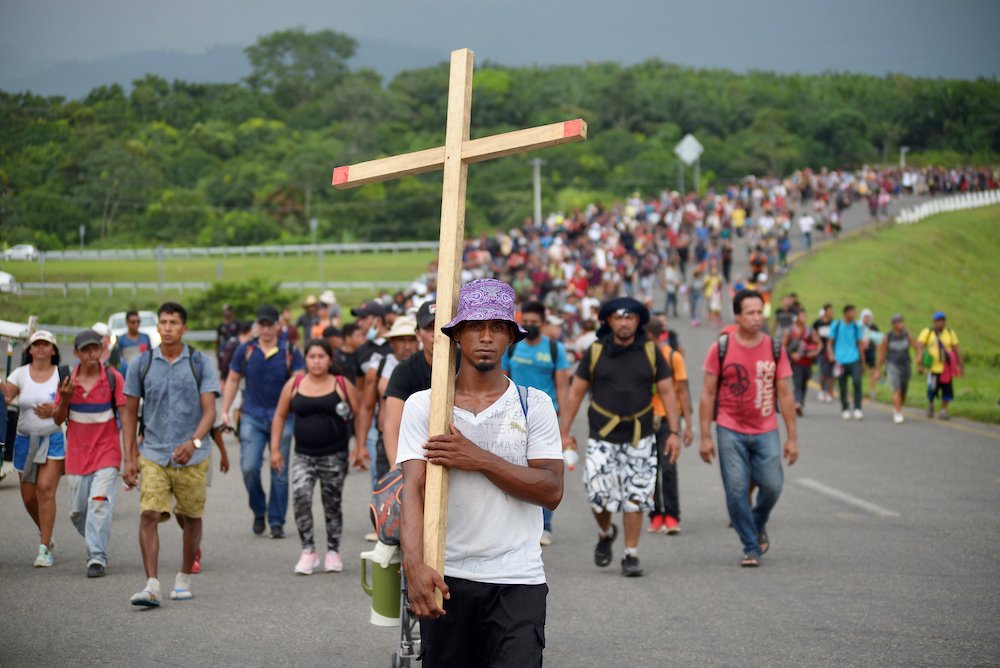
890;313;904;323
256;304;280;323
74;329;103;350
933;311;946;321
28;330;58;346
416;301;437;329
322;325;342;338
351;300;387;318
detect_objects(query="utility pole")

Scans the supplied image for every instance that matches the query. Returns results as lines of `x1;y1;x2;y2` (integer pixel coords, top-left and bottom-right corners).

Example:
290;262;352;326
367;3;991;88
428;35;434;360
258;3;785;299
899;146;910;168
532;158;543;226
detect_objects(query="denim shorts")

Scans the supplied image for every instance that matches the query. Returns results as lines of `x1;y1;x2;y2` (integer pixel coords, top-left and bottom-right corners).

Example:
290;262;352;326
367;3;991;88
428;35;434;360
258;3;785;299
13;431;66;472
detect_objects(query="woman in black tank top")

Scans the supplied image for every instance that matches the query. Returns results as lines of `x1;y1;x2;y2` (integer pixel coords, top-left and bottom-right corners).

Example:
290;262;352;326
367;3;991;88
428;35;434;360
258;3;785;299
270;339;360;575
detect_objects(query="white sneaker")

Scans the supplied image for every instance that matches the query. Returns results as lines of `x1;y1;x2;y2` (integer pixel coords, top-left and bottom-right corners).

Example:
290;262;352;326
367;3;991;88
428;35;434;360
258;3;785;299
539;530;553;546
842;410;851;420
817;391;826;402
893;412;904;424
324;551;344;573
294;550;320;575
364;532;378;542
853;409;864;420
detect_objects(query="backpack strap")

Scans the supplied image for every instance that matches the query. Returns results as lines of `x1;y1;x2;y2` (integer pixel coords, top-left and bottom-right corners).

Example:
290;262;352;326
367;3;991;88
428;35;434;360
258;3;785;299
290;372;305;397
516;384;529;422
644;339;657;395
187;345;203;390
713;334;730;421
588;342;603;383
105;367;119;422
285;340;295;378
549;338;559;383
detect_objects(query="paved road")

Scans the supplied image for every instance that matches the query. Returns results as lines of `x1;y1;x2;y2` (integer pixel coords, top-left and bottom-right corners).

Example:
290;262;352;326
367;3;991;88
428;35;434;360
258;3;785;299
3;195;999;667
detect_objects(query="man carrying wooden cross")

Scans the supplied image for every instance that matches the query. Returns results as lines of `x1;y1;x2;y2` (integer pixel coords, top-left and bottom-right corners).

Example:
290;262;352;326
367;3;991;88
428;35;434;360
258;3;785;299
396;278;564;666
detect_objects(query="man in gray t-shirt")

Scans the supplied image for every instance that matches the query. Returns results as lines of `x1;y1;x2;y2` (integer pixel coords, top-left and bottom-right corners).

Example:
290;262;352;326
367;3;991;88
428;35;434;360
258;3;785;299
123;302;219;608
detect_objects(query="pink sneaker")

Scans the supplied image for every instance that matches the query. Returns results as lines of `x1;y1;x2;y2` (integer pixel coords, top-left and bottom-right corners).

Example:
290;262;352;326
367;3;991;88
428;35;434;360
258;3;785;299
294;550;319;575
324;551;344;573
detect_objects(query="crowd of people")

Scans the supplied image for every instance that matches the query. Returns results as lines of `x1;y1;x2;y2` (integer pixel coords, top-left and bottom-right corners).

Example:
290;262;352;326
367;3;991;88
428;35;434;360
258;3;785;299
0;164;984;665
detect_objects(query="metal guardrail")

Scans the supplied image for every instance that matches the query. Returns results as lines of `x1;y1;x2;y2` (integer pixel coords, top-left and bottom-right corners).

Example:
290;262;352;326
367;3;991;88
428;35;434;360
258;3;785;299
895;190;1000;225
14;280;412;296
41;241;439;261
38;324;216;343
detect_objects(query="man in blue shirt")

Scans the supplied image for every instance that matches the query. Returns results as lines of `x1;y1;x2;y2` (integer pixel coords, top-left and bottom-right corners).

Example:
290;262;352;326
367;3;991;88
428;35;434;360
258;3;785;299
826;304;865;421
123;302;220;606
111;310;152;377
502;300;570;545
221;304;305;538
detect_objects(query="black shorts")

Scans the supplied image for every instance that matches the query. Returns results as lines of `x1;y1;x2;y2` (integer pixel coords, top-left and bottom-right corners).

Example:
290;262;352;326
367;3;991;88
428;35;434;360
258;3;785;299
421;577;547;668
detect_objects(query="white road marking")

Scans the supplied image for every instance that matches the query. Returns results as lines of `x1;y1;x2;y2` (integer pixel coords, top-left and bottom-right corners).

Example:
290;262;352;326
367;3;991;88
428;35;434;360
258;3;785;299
795;478;900;518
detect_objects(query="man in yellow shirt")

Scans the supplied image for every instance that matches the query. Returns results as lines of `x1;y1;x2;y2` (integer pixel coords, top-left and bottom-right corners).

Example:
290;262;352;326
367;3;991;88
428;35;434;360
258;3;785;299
647;319;694;534
914;311;964;420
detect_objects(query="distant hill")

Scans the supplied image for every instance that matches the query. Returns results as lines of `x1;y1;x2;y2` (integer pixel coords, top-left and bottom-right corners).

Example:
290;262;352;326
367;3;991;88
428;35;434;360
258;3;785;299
0;37;445;99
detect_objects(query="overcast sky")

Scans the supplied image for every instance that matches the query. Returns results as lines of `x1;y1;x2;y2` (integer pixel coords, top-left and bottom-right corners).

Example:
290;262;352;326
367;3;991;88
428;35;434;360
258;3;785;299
2;0;998;90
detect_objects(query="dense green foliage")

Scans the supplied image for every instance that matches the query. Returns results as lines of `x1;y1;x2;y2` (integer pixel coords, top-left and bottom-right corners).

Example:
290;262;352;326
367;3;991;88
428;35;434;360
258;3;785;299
2;28;998;250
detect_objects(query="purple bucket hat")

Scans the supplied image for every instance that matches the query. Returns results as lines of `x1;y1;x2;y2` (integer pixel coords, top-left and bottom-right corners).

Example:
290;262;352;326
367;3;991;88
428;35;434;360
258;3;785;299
440;278;527;343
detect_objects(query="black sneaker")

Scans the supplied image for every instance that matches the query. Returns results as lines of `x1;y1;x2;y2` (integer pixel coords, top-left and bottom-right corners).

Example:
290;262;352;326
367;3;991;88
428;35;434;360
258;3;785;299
253;516;266;535
270;525;286;539
758;529;770;555
741;552;761;568
86;562;106;578
621;555;644;577
594;524;618;567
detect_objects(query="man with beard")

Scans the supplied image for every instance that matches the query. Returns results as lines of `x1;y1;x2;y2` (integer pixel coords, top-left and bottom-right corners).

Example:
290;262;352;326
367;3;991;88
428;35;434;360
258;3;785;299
559;297;682;577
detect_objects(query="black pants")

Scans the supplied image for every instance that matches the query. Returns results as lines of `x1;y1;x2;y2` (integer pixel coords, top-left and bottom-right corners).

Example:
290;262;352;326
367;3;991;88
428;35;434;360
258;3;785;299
421;577;547;668
792;364;812;407
838;361;863;411
651;420;680;519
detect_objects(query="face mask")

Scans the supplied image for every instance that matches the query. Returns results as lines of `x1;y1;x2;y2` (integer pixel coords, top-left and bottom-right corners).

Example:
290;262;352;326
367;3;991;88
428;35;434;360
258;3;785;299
366;325;378;341
524;325;541;340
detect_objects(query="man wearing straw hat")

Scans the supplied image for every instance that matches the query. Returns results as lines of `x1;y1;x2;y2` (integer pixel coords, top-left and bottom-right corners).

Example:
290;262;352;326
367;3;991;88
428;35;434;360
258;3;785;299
397;278;563;667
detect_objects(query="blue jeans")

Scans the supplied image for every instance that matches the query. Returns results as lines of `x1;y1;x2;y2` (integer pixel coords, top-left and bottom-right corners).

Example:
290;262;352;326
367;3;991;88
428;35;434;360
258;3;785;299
542;507;553;532
366;425;379;490
68;466;119;567
240;413;293;528
716;426;784;557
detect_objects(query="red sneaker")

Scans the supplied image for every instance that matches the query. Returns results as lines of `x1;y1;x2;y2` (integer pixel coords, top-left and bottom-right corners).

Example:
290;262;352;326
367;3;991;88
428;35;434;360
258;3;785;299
647;515;664;533
191;548;202;574
664;516;681;535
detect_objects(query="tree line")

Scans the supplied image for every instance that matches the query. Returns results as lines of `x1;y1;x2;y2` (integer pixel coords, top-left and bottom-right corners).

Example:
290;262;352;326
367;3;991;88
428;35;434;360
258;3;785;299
1;28;998;250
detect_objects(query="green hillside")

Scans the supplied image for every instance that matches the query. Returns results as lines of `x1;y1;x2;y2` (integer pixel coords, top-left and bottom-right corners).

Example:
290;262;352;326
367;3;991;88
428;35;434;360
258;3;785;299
778;205;1000;422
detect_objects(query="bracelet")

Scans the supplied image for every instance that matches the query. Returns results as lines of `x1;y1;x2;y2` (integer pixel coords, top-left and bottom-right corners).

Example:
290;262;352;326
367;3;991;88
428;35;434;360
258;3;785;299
669;430;681;436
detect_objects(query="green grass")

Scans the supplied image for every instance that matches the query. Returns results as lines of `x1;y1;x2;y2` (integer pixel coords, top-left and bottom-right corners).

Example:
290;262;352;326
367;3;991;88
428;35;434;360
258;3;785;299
777;205;1000;423
16;251;437;284
0;251;435;333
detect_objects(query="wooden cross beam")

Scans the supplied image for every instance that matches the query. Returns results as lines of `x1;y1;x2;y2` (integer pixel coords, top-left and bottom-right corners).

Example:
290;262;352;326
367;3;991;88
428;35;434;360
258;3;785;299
331;48;586;591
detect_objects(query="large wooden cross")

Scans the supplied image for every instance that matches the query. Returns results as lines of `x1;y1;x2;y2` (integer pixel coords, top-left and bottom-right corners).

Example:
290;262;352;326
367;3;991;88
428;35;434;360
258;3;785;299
332;48;586;588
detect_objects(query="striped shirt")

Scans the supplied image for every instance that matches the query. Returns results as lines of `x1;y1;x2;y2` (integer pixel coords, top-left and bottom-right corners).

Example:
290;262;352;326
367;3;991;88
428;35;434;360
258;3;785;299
57;366;125;475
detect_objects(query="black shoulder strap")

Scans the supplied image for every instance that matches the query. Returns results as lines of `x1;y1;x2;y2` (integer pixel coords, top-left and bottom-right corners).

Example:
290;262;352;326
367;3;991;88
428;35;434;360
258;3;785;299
713;334;730;421
138;350;154;400
105;367;119;421
549;338;558;382
771;334;782;363
188;345;202;389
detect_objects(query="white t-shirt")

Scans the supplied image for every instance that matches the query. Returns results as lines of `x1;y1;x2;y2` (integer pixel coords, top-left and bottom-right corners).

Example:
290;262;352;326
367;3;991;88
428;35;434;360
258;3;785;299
396;381;562;585
7;364;60;434
799;215;815;234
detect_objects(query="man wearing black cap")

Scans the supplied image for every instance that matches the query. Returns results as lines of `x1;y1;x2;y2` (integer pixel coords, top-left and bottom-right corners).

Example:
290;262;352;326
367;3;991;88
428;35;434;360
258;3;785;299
559;296;682;577
351;300;391;490
221;304;304;538
53;329;126;578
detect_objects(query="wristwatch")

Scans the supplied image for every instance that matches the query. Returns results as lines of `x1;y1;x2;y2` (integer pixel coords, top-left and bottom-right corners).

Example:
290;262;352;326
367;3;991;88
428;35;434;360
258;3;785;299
192;437;203;450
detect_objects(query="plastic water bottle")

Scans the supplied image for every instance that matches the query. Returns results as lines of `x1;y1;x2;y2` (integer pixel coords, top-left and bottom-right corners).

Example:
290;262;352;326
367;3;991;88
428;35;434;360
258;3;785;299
563;448;579;471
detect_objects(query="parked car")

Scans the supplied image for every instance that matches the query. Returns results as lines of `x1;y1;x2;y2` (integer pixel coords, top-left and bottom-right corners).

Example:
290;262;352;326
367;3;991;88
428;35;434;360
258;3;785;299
2;244;39;261
107;310;161;350
0;271;16;293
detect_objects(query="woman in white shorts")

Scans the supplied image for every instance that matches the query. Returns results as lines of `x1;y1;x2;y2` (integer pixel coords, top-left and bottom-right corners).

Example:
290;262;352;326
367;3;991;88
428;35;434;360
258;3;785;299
0;330;67;567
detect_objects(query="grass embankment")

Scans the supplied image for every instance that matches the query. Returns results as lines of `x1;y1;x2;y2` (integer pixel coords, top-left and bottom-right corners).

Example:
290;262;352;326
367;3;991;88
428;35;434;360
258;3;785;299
778;205;1000;423
0;251;435;329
